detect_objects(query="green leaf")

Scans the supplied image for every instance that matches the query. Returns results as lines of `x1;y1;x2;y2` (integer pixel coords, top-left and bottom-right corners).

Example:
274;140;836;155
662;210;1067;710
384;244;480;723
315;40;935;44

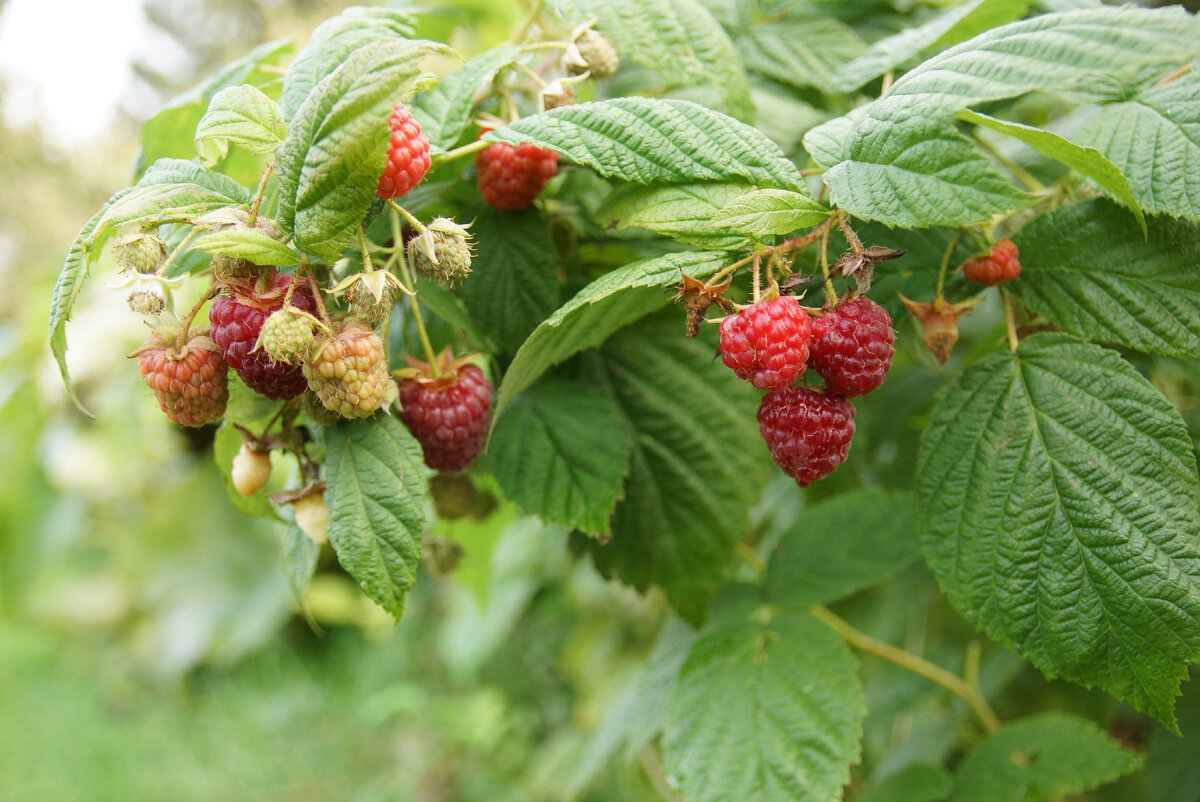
595;182;750;248
709;188;832;237
486;98;804;190
194;85;287;168
1146;671;1200;802
766;487;920;608
413;46;520;150
583;316;766;622
959;109;1144;233
557;0;753;119
487;379;633;536
662;611;866;802
456;206;559;354
193;229;300;267
803;105;869;169
280;6;416;120
411;277;490;350
738;17;866;95
823;116;1032;227
1076;71;1200;220
953;713;1142;801
136;39;293;178
274;523;321;603
917;334;1200;729
857;765;952;802
324;416;431;618
276;38;447;262
493;250;729;421
831;0;1030;92
1009;200;1200;358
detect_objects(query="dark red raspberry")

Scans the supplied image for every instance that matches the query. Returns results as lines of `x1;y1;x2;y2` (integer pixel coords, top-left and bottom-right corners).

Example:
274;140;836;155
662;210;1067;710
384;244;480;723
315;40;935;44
377;102;431;199
133;329;228;427
719;295;811;391
209;271;317;400
399;361;493;472
475;139;559;211
758;387;855;487
964;239;1020;286
808;297;895;397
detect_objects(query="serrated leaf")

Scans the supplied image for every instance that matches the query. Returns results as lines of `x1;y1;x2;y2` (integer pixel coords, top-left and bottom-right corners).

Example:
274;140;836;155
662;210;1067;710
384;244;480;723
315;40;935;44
959;109;1144;233
276;38;447;262
274;523;321;603
917;333;1200;729
824;116;1032;227
324;416;431;618
738;17;866;94
803;105;869;169
193;229;300;267
858;764;951;802
280;6;416;120
954;713;1142;801
595;182;750;248
486;98;804;190
663;611;866;802
487;379;633;536
831;0;1029;92
136;39;292;178
766;487;920;608
413;46;520;150
493;250;729;421
557;0;752;119
1076;71;1200;220
195;85;286;167
456;206;559;354
710;188;831;237
583;316;766;622
1009;200;1200;357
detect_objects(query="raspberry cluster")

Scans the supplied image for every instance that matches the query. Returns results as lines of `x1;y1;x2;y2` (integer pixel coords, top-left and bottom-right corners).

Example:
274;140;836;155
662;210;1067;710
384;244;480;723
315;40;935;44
399;361;493;472
377;102;431;199
133;330;228;427
476;140;559;211
718;294;895;486
963;239;1020;286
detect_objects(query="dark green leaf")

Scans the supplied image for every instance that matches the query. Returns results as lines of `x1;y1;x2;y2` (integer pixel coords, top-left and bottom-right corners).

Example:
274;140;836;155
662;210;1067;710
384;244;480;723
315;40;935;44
1146;671;1200;802
738;17;866;94
413;46;521;150
858;764;952;802
595;182;751;248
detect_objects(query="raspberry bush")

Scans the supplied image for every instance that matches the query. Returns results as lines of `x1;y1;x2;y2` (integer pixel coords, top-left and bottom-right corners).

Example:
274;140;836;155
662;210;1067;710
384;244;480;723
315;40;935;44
49;3;1200;800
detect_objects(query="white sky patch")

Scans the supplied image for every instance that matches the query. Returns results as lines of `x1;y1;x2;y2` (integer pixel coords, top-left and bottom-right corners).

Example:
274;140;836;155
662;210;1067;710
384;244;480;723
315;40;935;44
0;0;147;146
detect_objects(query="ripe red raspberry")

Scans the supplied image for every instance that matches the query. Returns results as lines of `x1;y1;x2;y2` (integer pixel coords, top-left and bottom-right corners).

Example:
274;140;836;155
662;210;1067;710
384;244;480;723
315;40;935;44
475;139;559;211
399;359;493;472
964;239;1020;286
758;387;856;487
377;102;431;199
209;271;317;400
133;329;229;427
808;297;895;397
719;295;811;391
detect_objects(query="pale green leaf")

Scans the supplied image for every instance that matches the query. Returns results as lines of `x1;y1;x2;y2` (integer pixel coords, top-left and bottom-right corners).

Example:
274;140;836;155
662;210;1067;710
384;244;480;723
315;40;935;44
917;334;1200;729
274;523;321;603
195;85;286;167
1009;200;1200;357
595;182;750;248
710;188;831;237
954;713;1142;801
413;46;520;150
803;105;869;169
487;379;633;536
193;229;300;267
738;17;866;94
486;98;804;190
324;416;431;618
493;250;729;422
663;611;866;802
858;764;951;802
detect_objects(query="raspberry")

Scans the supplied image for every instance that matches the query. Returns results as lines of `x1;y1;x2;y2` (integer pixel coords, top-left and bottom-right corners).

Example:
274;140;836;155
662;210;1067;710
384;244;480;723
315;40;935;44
964;239;1020;286
377;102;431;199
132;329;229;427
303;323;395;419
399;359;493;472
209;271;317;400
719;295;811;390
476;139;559;211
808;297;895;397
758;387;856;487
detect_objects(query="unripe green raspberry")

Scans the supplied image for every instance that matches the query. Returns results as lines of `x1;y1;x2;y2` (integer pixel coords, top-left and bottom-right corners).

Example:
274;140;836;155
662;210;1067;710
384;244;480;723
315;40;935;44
407;218;474;287
566;28;618;78
255;306;324;364
303;322;396;419
114;232;168;274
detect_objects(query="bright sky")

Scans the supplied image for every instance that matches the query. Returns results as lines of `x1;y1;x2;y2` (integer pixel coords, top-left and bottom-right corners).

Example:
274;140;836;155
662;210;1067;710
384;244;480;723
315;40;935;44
0;0;147;146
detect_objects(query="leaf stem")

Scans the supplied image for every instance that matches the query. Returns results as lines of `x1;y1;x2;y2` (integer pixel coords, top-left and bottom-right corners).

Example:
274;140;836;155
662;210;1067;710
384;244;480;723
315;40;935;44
1001;288;1020;351
1155;62;1193;87
389;208;441;376
637;744;684;802
247;162;275;226
810;604;1002;733
430;137;492;168
300;260;333;330
818;224;837;306
356;226;374;271
510;0;545;44
935;230;960;299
